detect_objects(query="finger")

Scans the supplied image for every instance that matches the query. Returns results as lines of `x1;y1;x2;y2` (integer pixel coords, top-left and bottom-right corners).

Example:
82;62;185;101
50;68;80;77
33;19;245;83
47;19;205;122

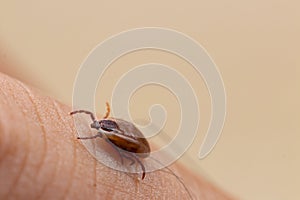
0;72;234;199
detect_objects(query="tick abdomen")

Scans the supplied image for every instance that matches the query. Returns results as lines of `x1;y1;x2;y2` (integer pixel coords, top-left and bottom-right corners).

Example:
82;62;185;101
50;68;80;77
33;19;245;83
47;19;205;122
105;118;150;158
106;134;150;157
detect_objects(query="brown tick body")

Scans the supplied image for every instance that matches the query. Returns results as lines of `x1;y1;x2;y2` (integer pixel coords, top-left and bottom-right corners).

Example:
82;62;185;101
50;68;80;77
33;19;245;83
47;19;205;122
70;103;150;179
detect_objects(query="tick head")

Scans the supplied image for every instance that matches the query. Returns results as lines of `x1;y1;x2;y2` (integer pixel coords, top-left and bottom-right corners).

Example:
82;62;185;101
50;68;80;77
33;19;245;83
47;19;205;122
99;119;120;132
90;120;101;130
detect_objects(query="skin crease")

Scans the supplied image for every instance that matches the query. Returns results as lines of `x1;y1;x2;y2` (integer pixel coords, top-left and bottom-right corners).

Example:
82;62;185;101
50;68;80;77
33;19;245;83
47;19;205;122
0;71;235;199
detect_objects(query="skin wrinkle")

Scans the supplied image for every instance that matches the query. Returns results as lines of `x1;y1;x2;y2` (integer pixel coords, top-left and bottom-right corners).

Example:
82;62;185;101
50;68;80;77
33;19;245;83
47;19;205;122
0;87;12;163
121;174;163;199
131;164;184;198
112;172;138;197
112;157;120;198
4;77;67;199
4;120;30;200
40;152;60;200
133;176;140;197
110;180;136;198
74;131;105;198
0;79;32;199
33;100;59;200
163;166;193;199
6;84;75;200
70;132;81;199
9;78;56;200
51;101;76;200
93;157;97;199
14;80;48;178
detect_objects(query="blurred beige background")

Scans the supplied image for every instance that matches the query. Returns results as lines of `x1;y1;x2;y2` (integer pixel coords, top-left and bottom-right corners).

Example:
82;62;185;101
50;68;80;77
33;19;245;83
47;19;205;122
0;1;299;199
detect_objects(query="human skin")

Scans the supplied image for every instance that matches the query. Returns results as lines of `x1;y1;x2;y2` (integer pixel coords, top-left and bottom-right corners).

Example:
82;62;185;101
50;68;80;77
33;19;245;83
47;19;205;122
0;71;234;199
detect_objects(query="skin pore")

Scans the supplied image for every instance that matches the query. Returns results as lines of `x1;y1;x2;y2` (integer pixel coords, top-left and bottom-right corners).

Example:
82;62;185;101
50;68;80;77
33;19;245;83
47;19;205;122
0;71;234;199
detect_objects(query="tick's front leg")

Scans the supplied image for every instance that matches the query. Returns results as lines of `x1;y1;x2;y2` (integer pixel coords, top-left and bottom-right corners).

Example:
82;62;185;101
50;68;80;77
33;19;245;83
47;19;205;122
70;110;96;121
77;133;102;140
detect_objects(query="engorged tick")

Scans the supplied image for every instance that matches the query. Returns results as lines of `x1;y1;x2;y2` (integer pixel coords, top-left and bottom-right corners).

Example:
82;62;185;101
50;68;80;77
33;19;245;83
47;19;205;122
70;102;150;180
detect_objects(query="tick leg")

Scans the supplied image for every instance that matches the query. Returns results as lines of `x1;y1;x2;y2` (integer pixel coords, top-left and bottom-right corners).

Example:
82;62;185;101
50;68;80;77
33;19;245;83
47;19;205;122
101;134;145;179
103;139;136;166
127;153;146;180
103;102;110;119
119;153;135;166
77;134;102;140
70;110;96;121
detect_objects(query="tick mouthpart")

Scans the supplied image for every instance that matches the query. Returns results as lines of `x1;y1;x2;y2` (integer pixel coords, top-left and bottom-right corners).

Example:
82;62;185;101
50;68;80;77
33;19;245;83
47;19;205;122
90;121;101;129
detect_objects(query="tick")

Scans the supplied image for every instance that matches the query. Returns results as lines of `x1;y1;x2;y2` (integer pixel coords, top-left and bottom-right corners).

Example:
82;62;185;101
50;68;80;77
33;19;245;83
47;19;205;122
70;102;150;180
